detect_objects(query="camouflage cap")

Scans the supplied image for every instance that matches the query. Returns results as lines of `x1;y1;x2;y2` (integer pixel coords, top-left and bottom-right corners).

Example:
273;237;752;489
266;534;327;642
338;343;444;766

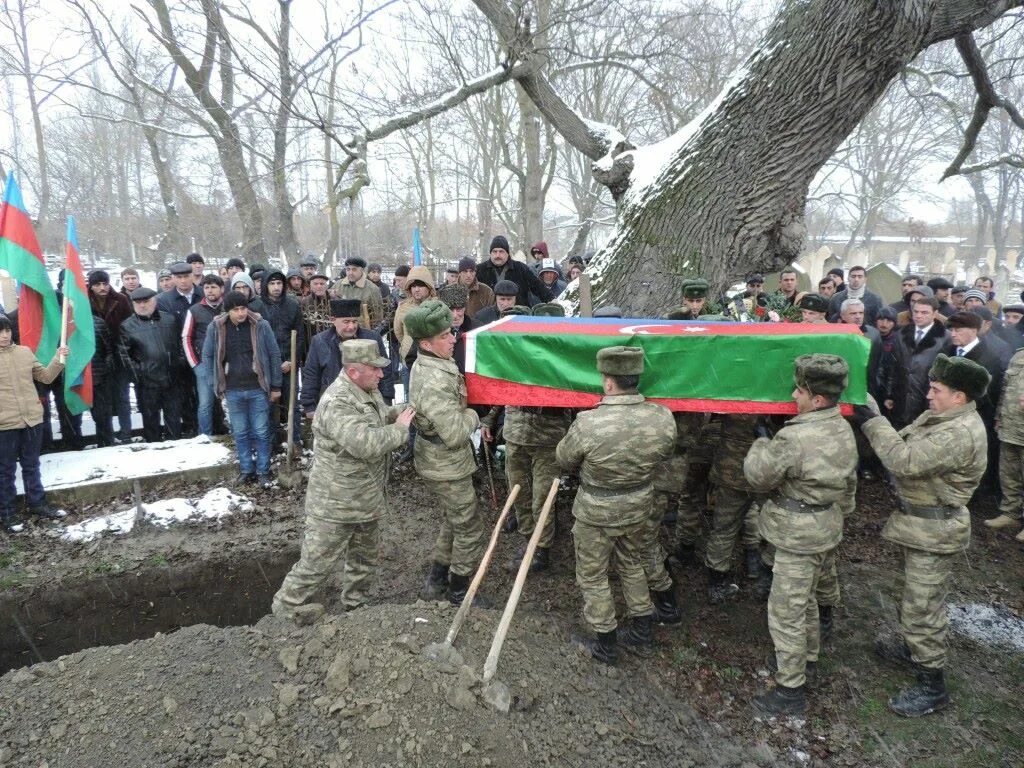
437;283;469;309
501;305;532;317
929;353;990;401
342;339;390;368
793;353;848;398
680;278;709;299
597;346;644;376
404;299;453;339
797;293;829;313
532;302;565;317
157;268;172;279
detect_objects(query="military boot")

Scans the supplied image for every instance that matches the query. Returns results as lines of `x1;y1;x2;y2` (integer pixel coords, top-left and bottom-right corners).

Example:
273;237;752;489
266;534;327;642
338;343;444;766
707;568;740;604
889;666;950;717
819;605;835;644
447;572;492;608
875;631;914;667
765;652;817;689
754;566;773;599
576;630;618;665
651;588;682;626
745;548;763;580
617;615;654;656
752;684;806;717
674;541;696;567
421;562;449;600
506;545;549;574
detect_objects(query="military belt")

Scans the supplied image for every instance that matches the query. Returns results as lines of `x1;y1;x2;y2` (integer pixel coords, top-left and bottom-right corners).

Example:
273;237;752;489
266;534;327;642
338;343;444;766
902;503;961;520
581;481;653;497
771;495;832;514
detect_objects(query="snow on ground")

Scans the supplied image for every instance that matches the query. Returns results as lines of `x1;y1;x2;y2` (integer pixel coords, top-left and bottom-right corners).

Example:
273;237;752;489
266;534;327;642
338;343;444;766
948;602;1024;653
59;487;253;543
15;435;234;495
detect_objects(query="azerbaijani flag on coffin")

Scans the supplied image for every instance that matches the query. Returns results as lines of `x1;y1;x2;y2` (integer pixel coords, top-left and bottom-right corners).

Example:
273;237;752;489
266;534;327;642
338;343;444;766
0;173;60;360
464;316;872;414
62;216;94;414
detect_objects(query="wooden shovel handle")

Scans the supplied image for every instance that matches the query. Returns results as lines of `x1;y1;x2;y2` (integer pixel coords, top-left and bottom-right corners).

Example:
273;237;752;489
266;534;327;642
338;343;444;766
482;478;559;682
444;484;520;646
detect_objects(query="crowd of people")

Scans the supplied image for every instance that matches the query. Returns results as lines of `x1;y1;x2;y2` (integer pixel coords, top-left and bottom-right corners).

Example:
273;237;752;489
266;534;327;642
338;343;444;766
2;240;1019;722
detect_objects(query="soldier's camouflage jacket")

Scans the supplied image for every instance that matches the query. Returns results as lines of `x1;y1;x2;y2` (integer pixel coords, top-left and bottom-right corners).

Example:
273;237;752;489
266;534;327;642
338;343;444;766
709;414;759;492
997;349;1024;447
744;406;857;554
862;402;986;554
555;394;676;527
306;372;408;523
410;353;480;482
481;405;572;447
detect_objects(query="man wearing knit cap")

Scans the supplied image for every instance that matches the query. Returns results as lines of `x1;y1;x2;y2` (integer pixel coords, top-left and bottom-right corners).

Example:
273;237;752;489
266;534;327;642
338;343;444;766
556;346;676;664
457;256;494;319
331;256;384;330
407;299;486;605
475;235;553;307
852;354;989;717
474;279;519;325
272;339;415;616
744;355;857;716
157;268;173;293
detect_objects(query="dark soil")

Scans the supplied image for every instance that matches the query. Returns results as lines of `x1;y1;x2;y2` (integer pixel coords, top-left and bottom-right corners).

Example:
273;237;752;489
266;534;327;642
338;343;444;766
2;458;1024;767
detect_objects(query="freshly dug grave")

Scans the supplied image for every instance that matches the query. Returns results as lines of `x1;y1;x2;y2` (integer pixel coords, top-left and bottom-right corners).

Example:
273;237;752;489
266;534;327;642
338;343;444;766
0;602;777;768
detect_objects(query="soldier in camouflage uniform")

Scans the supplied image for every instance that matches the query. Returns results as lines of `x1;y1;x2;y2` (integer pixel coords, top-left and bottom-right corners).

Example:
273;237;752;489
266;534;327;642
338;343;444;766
855;354;989;717
556;346;676;664
704;414;763;602
407;300;486;605
985;347;1024;539
271;340;414;615
744;355;857;716
331;256;385;331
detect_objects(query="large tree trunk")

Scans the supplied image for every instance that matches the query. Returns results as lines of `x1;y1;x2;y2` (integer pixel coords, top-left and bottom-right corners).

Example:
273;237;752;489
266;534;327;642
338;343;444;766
272;0;300;262
517;82;544;248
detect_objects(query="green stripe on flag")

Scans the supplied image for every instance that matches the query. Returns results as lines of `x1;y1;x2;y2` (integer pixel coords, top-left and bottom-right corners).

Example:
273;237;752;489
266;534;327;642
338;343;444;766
63;276;96;415
0;238;61;360
471;331;872;404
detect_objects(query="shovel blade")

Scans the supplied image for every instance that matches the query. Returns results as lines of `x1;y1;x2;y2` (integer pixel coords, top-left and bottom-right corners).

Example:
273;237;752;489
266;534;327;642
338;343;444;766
482;680;510;713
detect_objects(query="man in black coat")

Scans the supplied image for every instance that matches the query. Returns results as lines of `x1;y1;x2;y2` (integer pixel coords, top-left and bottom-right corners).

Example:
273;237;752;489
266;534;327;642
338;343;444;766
475;235;553;308
839;298;882;400
157;261;202;435
301;299;393;417
826;265;883;324
885;296;949;429
474;280;520;325
261;270;306;446
118;287;188;442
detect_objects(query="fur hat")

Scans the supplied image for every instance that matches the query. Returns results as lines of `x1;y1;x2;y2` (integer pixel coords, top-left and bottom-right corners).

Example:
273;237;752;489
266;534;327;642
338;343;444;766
532;303;565;317
680;278;709;299
797;293;829;313
437;283;469;309
597;346;644;376
404;299;452;340
794;353;848;398
947;311;982;330
87;269;110;286
929;353;990;401
500;305;531;317
489;235;510;254
330;299;361;318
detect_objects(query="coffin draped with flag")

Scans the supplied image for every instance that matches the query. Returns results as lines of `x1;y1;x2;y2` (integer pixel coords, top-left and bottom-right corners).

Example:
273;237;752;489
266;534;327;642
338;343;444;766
464;317;872;414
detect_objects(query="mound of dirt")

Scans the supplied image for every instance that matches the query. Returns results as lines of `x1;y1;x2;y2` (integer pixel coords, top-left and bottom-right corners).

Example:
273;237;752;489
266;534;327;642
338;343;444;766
0;601;778;768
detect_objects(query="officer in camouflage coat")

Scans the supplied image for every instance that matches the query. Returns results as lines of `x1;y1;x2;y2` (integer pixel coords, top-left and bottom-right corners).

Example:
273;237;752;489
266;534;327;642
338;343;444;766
407;300;486;605
556;346;676;664
744;354;857;716
855;354;989;717
271;340;414;615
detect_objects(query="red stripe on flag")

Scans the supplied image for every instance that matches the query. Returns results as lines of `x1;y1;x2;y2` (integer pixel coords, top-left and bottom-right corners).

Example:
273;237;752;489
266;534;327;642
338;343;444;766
465;373;852;415
469;316;864;338
0;201;44;259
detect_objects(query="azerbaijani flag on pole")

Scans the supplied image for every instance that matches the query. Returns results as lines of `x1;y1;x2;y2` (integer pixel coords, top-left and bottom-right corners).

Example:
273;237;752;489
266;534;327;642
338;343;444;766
62;216;94;414
0;173;60;360
412;227;422;266
464;317;872;414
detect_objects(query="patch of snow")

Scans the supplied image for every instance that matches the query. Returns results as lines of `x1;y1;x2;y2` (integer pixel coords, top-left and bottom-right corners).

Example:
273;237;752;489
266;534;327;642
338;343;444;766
948;602;1024;653
59;487;253;543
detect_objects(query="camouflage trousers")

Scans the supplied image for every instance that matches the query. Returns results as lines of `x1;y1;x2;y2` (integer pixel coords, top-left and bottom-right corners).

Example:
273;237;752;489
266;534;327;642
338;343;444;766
761;543;840;608
505;441;558;549
423;476;485;577
676;461;710;546
272;517;379;613
640;496;672;592
573;519;654;633
767;548;827;688
899;547;955;669
704;485;761;573
998;440;1024;518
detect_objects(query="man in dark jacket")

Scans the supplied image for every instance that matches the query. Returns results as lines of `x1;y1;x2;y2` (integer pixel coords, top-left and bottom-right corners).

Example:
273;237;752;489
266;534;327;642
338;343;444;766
475;235;553;308
874;307;900;420
118;287;187;442
885;297;949;428
88;314;116;447
88;269;135;443
827;265;883;324
158;262;202;436
474;280;520;325
182;274;226;436
301;299;393;417
261;270;305;446
840;298;882;400
203;291;282;487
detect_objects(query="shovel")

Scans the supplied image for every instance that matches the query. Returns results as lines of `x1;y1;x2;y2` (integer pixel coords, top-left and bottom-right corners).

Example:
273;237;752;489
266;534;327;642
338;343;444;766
423;484;521;666
278;330;302;489
481;478;559;712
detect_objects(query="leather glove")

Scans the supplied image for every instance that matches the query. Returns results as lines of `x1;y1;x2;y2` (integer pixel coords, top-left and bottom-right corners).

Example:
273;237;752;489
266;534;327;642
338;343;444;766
754;418;773;440
849;396;881;428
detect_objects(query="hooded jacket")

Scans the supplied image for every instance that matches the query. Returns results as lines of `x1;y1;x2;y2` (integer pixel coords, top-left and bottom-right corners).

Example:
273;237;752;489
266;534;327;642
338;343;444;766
230;272;268;317
393;265;437;359
260;269;305;366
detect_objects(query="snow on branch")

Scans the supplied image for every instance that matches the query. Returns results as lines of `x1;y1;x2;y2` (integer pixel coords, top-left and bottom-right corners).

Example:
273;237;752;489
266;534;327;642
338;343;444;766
942;32;1024;179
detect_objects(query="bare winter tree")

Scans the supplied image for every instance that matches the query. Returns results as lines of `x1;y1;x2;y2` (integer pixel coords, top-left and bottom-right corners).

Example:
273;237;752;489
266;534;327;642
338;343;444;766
473;0;1024;315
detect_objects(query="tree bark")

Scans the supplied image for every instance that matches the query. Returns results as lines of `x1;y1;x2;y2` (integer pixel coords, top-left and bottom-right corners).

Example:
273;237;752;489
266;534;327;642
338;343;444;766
272;0;299;261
